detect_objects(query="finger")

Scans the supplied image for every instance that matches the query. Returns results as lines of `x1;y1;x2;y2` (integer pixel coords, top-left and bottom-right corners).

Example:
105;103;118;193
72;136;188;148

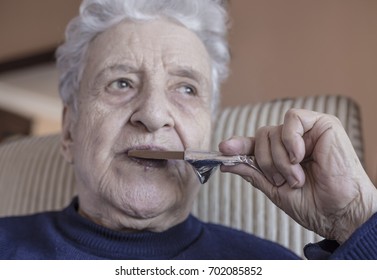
218;136;255;156
254;126;283;186
269;125;305;187
281;109;324;164
220;135;285;186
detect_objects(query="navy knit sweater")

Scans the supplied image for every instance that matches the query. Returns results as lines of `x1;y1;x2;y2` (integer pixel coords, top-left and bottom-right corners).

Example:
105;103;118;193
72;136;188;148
0;198;376;259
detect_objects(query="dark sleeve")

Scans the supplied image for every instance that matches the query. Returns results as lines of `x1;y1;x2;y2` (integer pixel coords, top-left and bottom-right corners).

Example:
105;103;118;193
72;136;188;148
304;212;377;259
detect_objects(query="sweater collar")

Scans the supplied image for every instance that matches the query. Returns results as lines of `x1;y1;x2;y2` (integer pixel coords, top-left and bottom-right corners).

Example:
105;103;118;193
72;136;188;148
57;198;203;259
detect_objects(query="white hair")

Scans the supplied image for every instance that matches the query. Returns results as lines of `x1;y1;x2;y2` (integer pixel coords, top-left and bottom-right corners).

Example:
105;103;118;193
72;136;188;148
56;0;230;114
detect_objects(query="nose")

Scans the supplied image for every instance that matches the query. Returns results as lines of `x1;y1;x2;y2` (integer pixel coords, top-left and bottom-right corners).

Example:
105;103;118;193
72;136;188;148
130;87;175;133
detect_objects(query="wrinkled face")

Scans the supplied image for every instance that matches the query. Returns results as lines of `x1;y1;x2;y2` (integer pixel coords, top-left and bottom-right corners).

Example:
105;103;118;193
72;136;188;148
62;18;213;227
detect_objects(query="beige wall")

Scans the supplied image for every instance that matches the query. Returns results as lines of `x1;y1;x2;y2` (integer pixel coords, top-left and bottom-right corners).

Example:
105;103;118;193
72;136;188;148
0;0;80;62
222;0;377;180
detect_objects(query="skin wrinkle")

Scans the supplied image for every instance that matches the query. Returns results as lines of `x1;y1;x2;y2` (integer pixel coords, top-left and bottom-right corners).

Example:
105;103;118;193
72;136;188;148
219;105;377;243
62;18;213;232
293;137;366;240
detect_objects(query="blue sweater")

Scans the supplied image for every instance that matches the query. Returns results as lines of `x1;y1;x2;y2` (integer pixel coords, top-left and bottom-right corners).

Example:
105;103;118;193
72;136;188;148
0;198;376;259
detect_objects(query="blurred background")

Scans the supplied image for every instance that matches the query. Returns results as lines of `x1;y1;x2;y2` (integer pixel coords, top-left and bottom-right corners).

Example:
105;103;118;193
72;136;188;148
0;0;376;181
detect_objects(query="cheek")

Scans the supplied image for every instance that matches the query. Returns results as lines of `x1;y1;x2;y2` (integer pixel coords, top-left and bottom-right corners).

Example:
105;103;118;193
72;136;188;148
179;110;212;150
72;105;120;164
200;119;212;149
72;118;104;174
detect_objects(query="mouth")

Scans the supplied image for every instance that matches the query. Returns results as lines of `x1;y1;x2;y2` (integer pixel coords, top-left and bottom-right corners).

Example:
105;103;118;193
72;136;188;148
124;146;170;168
130;157;168;168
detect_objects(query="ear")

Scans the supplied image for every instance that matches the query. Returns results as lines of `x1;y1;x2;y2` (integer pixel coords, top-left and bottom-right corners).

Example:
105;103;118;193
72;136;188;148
61;105;75;164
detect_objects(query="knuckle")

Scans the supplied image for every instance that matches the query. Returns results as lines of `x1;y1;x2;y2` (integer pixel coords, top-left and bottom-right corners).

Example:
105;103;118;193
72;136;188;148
284;108;300;120
255;125;271;138
318;113;344;131
329;114;342;126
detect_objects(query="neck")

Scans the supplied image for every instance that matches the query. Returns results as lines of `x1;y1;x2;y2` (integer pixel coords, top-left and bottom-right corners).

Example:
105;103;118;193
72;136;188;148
77;196;191;233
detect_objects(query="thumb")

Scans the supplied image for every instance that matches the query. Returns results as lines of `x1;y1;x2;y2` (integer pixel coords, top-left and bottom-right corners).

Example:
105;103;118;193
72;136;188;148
219;136;255;156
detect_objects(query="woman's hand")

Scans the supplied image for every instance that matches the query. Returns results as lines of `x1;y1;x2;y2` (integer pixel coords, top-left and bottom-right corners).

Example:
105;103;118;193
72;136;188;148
219;109;377;243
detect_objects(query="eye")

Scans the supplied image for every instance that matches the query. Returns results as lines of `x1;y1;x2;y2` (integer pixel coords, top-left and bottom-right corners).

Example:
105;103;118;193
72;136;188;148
176;85;197;96
107;78;132;91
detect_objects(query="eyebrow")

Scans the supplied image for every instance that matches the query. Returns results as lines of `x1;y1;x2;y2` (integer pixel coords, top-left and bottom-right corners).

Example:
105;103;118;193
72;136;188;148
94;64;139;81
94;64;209;86
168;66;209;85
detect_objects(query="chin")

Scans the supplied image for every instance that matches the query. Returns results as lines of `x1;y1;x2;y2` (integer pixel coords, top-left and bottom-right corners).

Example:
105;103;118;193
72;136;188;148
112;179;184;217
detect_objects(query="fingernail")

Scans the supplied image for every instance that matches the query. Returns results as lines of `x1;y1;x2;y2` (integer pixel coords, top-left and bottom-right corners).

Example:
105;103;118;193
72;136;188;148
289;152;296;163
287;176;299;188
273;173;286;186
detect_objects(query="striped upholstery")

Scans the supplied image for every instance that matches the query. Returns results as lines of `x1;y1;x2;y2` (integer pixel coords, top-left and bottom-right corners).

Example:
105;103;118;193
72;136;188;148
0;95;364;257
0;135;76;216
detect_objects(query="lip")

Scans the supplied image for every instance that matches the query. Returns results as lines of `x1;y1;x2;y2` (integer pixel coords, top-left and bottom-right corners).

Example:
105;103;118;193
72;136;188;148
123;145;172;168
124;145;168;154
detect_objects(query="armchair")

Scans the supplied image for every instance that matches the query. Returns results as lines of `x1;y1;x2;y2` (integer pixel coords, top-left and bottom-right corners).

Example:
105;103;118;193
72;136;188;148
0;94;364;257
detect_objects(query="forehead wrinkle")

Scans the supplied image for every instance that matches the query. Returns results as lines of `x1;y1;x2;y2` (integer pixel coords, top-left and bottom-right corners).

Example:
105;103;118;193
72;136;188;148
83;18;212;94
168;66;209;86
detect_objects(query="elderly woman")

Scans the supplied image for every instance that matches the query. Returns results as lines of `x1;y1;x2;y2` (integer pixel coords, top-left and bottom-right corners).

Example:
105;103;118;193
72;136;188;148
1;0;376;259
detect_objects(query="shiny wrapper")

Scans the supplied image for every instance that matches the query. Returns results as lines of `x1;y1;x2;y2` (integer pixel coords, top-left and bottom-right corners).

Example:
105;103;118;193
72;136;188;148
184;150;262;184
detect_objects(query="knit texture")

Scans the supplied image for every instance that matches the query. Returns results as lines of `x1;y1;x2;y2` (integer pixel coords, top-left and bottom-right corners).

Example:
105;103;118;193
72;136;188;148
304;212;377;260
0;198;299;260
1;198;376;260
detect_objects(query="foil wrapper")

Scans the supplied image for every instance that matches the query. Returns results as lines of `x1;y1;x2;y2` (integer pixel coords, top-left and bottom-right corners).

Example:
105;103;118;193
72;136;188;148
184;150;262;184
